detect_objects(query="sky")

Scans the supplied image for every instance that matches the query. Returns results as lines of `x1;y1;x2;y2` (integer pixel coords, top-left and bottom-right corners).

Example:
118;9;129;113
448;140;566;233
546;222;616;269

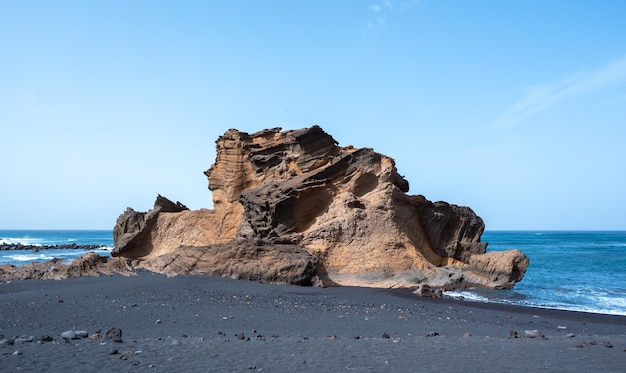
1;1;625;230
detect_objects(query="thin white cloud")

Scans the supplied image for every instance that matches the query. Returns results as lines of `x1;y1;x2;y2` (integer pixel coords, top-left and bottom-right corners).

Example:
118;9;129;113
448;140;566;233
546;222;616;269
366;1;391;30
365;0;418;31
493;55;626;128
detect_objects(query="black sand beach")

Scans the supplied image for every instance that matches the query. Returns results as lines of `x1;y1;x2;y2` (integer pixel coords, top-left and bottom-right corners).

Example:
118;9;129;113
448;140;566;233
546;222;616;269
2;273;625;372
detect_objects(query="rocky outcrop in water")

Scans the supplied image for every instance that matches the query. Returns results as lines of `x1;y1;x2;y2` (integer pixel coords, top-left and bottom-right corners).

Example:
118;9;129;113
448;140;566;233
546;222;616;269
112;126;528;289
0;243;106;251
0;252;135;282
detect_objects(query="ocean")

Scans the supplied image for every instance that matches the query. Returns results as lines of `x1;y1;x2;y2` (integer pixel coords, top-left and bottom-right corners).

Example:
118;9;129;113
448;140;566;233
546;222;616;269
448;231;626;316
0;230;113;266
1;230;625;316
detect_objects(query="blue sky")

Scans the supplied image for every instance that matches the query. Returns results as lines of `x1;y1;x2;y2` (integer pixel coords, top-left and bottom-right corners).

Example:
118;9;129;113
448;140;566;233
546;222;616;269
1;1;625;230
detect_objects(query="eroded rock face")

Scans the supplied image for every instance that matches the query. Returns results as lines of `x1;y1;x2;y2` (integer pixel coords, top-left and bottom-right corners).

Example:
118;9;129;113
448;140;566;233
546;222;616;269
112;194;190;258
112;126;529;289
139;239;319;286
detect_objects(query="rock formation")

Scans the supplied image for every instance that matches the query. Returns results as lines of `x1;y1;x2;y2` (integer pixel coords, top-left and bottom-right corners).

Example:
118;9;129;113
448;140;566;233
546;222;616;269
112;126;528;289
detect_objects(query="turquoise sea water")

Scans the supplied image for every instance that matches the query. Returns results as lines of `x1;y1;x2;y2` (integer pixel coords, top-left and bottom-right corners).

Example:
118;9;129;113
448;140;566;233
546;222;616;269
0;230;113;265
449;231;626;316
1;230;625;315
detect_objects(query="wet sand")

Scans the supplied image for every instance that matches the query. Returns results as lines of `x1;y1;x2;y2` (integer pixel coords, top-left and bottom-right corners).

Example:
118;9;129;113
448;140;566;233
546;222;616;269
1;272;625;372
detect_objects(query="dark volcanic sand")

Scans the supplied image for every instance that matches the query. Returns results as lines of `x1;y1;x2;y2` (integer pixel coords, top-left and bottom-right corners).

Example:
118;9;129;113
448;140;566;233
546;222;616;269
1;272;625;372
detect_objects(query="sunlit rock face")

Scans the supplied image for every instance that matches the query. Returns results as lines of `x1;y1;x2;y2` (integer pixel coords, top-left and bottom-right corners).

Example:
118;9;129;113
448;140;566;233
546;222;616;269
113;126;528;289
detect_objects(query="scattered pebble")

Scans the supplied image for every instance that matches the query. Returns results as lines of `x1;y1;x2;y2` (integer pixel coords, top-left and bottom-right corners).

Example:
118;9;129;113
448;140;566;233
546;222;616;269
603;341;613;348
103;327;123;343
464;332;472;338
38;335;53;342
382;332;390;339
425;331;439;337
524;330;544;339
557;326;567;330
61;331;78;340
565;333;576;338
14;336;35;344
508;330;519;339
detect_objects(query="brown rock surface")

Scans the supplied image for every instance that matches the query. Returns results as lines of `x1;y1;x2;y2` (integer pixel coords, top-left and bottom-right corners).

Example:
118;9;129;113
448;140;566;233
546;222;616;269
112;126;529;289
140;239;318;286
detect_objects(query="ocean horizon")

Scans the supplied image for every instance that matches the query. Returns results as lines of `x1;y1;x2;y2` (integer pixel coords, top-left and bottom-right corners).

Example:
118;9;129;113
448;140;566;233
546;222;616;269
1;229;625;316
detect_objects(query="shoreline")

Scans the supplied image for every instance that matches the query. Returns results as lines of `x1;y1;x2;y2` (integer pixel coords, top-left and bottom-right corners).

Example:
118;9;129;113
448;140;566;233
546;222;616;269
2;272;625;372
443;291;626;318
2;251;625;317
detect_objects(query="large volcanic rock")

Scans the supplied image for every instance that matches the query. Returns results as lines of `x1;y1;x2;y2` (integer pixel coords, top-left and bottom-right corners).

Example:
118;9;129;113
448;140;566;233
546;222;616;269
112;126;528;289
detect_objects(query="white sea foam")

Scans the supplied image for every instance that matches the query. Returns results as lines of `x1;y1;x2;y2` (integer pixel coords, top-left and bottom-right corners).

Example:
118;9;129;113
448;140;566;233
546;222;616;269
504;302;626;316
0;237;42;246
7;253;54;262
586;294;626;315
550;303;626;316
446;289;626;316
444;291;490;303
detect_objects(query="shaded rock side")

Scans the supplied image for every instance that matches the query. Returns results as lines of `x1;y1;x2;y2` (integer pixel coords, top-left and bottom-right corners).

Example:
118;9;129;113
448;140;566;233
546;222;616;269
140;239;319;286
112;126;528;289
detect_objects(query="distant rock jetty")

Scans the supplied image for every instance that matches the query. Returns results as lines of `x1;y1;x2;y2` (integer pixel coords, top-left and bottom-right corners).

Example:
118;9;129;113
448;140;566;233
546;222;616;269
0;252;134;281
0;243;107;251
